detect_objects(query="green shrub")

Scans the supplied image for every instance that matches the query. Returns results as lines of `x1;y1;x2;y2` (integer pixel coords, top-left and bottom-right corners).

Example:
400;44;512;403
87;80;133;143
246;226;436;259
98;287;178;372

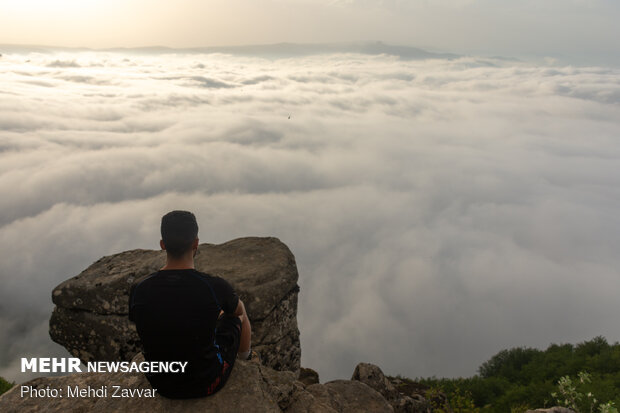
415;337;620;413
551;371;618;413
0;376;14;396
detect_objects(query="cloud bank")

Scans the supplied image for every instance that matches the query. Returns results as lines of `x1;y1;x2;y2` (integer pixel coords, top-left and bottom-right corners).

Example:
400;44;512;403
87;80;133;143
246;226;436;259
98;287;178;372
1;50;619;384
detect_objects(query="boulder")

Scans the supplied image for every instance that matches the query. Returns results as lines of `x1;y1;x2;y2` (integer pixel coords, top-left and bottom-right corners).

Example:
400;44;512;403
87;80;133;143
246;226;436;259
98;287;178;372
49;237;301;372
0;356;393;413
298;367;320;386
352;363;400;401
305;381;393;413
386;376;452;413
352;363;434;413
525;408;576;413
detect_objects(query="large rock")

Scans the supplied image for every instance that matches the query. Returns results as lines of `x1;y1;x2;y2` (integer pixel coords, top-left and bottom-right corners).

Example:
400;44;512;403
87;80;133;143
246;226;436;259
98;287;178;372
298;367;320;386
525;408;576;413
49;237;301;372
352;362;435;413
387;376;452;413
305;380;394;413
0;356;393;413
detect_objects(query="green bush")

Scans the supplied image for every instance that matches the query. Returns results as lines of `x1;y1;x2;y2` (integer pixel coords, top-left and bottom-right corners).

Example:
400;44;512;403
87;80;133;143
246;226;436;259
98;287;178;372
0;376;14;396
551;371;618;413
415;337;620;413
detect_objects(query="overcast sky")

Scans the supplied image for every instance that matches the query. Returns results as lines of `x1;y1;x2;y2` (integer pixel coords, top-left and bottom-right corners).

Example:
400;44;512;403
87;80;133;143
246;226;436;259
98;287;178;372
1;49;619;384
1;0;620;65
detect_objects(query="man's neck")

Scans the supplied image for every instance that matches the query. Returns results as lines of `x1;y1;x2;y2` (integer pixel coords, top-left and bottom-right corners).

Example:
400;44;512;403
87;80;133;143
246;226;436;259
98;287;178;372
161;254;195;270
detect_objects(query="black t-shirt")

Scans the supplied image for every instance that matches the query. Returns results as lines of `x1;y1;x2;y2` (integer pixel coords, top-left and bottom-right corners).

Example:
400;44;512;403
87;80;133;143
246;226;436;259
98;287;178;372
128;269;239;398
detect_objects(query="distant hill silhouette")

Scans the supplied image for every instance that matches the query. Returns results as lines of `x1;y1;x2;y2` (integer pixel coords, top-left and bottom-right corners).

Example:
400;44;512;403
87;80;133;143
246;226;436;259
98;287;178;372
0;41;458;60
108;41;459;60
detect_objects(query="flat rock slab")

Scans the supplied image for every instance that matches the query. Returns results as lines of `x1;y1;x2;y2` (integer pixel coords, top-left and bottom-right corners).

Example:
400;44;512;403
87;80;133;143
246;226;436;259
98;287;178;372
306;381;394;413
50;237;301;372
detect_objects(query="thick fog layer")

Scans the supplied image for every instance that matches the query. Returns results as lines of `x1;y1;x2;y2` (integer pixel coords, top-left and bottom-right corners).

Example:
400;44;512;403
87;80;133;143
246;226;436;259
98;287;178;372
1;50;619;383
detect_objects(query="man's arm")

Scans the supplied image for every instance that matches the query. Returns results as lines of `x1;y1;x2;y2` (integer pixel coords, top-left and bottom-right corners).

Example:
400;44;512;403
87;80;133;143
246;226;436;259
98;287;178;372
234;299;251;355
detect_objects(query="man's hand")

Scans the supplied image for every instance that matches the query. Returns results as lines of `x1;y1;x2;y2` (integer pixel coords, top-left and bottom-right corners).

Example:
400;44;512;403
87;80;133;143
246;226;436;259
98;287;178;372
234;300;251;355
233;299;245;317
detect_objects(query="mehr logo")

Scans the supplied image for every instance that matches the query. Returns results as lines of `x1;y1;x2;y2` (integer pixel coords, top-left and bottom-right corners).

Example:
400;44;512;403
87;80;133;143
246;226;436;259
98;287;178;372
21;357;189;373
21;358;82;373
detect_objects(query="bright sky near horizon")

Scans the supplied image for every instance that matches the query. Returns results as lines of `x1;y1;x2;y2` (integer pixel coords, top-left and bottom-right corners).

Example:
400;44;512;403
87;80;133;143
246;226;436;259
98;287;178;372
1;0;619;64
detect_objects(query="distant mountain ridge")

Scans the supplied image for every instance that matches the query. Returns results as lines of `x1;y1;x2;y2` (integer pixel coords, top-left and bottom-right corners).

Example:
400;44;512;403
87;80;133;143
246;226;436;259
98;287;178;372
0;41;458;60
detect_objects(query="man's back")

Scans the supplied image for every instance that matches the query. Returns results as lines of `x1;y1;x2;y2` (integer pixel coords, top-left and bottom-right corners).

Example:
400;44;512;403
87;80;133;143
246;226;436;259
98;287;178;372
129;268;239;398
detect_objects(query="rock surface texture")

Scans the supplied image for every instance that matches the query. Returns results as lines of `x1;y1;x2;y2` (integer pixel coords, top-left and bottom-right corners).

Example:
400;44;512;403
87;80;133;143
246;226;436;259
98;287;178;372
525;408;576;413
353;363;451;413
49;237;301;372
298;367;320;386
0;356;394;413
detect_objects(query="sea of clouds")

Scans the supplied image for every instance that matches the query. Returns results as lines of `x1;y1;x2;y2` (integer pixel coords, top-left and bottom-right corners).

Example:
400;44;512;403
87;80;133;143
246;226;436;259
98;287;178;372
1;49;619;383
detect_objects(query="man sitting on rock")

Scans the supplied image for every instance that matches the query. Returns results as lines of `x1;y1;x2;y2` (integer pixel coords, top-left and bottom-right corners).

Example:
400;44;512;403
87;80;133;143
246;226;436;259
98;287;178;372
129;210;253;398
